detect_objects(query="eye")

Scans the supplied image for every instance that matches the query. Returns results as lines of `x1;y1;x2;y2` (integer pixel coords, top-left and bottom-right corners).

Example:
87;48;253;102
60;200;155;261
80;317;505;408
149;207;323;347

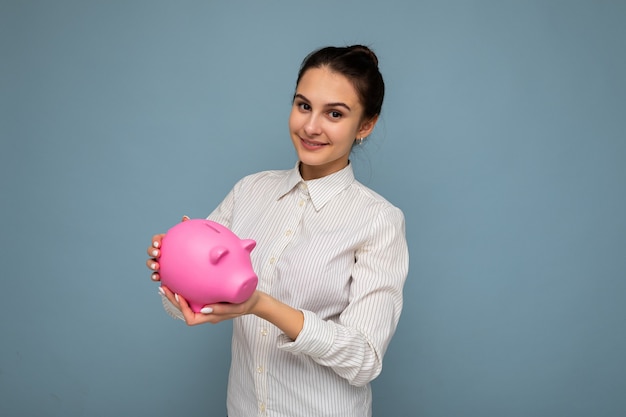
297;102;311;111
328;110;343;119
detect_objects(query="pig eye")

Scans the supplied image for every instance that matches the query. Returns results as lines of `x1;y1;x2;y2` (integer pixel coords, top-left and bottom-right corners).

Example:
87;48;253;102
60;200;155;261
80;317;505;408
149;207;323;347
210;246;229;264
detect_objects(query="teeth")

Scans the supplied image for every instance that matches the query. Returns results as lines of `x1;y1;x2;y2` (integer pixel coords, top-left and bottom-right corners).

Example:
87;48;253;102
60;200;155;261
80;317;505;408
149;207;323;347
303;139;323;146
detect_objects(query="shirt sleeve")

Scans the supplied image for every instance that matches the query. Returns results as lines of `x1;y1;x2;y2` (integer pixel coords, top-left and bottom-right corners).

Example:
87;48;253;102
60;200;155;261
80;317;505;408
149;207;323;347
206;185;236;227
160;293;185;321
277;206;409;387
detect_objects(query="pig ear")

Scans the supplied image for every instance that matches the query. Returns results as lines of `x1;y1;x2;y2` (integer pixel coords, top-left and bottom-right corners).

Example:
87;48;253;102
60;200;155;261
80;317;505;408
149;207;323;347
241;239;256;253
210;246;229;264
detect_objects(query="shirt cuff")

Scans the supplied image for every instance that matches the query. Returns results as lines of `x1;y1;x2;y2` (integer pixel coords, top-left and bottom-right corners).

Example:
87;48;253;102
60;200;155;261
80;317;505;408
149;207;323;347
160;293;184;321
276;309;335;357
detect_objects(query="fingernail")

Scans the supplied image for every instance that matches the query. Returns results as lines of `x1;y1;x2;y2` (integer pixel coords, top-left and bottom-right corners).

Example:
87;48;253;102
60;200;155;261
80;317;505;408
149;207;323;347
200;307;213;314
153;241;160;248
151;249;159;257
150;263;157;270
151;273;159;281
174;294;179;303
158;287;165;295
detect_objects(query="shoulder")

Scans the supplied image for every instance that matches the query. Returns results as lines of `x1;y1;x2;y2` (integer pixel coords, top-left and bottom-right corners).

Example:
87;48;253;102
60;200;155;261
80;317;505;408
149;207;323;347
349;180;405;218
233;168;291;191
240;168;291;182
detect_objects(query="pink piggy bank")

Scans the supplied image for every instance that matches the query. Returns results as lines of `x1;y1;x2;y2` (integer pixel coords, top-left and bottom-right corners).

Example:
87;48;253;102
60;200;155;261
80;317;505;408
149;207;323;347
158;219;258;312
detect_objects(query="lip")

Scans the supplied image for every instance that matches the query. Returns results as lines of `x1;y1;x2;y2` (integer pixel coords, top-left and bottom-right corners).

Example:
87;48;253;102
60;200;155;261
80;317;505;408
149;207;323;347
299;136;328;151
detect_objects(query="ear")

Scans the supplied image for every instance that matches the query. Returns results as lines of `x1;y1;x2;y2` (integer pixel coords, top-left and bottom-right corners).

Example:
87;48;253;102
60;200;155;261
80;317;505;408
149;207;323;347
241;239;256;253
357;114;379;139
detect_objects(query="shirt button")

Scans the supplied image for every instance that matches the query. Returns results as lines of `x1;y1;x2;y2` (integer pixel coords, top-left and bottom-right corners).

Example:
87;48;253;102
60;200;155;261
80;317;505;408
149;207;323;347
260;403;266;413
285;230;292;236
257;366;264;373
269;257;276;265
298;199;305;207
260;328;268;336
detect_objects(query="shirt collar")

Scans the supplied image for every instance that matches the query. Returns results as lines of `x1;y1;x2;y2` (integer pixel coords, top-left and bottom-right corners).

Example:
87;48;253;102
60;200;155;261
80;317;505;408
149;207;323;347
278;162;355;211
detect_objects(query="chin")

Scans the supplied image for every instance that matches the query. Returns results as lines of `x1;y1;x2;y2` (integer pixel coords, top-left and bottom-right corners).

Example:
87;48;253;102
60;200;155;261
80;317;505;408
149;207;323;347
297;154;323;167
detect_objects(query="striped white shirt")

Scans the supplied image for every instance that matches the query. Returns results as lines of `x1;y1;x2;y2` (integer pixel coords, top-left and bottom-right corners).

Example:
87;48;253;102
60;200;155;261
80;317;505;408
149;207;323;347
164;162;409;417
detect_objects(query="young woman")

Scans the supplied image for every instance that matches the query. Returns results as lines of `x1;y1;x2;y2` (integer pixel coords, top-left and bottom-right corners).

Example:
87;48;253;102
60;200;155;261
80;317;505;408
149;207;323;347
146;45;409;417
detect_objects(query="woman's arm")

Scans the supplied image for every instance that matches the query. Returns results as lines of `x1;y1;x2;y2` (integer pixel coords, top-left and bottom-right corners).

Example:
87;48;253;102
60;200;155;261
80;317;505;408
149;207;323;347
277;206;409;386
159;286;304;340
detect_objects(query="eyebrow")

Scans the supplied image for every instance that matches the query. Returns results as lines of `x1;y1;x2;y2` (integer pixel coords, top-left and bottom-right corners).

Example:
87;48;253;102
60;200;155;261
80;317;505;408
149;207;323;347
293;93;352;112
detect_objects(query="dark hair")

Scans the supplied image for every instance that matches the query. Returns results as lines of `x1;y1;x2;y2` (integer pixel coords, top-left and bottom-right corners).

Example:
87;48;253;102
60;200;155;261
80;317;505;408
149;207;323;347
295;45;385;120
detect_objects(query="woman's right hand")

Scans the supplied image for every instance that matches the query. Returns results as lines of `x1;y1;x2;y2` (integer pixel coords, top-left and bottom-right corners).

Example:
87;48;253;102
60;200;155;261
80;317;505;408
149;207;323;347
146;233;166;282
146;216;190;282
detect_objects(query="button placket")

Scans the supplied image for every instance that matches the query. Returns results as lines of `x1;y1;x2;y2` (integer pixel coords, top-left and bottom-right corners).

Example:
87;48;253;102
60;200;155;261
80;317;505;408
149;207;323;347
253;186;308;415
263;185;308;286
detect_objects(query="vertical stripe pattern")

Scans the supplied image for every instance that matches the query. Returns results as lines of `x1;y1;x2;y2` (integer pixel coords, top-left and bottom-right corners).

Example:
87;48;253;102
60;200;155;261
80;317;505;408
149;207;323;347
167;162;409;417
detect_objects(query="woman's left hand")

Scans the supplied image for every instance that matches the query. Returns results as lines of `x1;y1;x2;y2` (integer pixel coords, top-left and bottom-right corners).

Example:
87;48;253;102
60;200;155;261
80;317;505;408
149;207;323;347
159;286;261;326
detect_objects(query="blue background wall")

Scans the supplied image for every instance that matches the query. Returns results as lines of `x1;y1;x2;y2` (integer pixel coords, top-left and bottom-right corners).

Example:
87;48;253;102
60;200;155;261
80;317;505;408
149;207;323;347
1;1;625;416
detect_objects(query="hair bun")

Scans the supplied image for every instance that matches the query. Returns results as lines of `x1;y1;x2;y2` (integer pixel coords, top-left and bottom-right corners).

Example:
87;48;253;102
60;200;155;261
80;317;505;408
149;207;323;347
349;45;379;67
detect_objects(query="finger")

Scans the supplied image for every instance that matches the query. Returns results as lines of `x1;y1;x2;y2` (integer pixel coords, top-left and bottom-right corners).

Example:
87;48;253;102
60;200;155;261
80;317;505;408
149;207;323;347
175;295;220;326
160;286;180;310
208;302;244;319
200;306;214;314
146;259;159;271
147;246;160;257
151;272;161;282
151;233;165;249
196;303;243;323
181;215;190;222
176;294;198;323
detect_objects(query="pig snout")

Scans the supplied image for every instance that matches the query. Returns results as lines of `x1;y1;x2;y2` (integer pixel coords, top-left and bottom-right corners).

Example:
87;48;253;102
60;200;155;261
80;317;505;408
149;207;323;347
228;273;258;304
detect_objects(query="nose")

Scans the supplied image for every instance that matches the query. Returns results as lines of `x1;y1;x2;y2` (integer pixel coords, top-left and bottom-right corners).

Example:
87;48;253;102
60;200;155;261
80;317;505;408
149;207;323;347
303;114;322;136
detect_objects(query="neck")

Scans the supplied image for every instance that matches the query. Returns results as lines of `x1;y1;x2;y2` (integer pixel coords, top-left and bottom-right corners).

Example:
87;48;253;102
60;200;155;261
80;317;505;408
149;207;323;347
299;160;348;180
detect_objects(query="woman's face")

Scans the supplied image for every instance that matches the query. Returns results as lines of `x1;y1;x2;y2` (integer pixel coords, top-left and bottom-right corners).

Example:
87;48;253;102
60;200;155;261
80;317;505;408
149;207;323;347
289;66;377;180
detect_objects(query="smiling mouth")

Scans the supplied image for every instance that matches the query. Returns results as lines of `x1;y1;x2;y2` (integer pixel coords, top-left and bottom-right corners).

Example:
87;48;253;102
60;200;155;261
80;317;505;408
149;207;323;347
300;137;328;148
